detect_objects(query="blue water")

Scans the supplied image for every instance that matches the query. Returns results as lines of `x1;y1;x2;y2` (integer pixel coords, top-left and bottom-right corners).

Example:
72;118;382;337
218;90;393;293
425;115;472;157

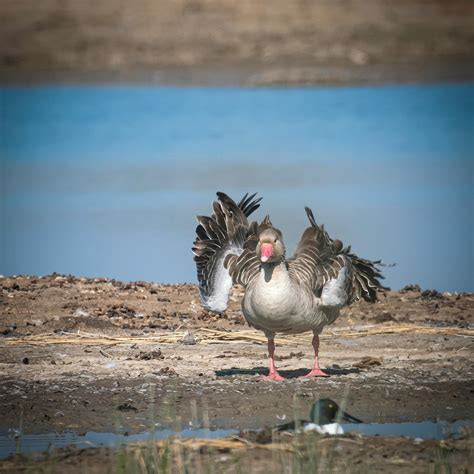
0;427;238;460
1;84;473;291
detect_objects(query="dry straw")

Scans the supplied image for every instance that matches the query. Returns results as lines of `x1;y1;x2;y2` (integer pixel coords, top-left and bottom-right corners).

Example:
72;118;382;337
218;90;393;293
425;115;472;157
127;432;363;453
129;435;294;452
2;325;472;347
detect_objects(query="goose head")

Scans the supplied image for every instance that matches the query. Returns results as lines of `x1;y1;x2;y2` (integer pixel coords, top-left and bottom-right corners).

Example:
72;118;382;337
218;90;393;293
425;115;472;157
256;227;285;264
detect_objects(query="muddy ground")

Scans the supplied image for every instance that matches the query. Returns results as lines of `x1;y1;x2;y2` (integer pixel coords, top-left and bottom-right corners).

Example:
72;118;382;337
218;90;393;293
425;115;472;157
0;274;473;472
1;0;473;85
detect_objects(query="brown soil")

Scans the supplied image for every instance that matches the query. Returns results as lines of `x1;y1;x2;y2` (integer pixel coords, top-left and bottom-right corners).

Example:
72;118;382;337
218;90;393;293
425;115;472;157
1;0;473;85
0;275;473;472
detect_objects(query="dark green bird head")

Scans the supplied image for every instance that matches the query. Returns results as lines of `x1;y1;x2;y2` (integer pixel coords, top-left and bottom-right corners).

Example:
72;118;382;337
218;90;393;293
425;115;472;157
309;399;362;425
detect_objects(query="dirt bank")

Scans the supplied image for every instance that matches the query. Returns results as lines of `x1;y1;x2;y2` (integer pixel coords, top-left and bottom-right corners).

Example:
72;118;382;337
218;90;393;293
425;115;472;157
1;0;473;85
0;275;472;471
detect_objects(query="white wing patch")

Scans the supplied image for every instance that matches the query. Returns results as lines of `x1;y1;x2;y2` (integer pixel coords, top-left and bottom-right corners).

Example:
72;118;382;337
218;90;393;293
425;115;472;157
320;265;350;307
200;246;240;313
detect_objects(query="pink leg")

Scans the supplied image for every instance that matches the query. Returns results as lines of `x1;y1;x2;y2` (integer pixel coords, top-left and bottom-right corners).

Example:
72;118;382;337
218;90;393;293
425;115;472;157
304;333;329;378
262;339;285;381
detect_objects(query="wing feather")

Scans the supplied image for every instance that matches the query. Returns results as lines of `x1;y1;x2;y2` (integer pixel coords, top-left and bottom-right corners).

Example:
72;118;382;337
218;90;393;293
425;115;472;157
224;231;261;288
288;207;387;303
193;192;261;312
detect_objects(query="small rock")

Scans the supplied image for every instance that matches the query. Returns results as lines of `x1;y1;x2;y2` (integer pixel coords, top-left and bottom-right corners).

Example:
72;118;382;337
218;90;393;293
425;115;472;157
400;284;421;293
352;356;383;369
182;332;196;345
73;308;89;318
104;361;119;369
421;289;443;299
154;367;176;376
135;350;163;361
116;402;137;411
374;312;395;323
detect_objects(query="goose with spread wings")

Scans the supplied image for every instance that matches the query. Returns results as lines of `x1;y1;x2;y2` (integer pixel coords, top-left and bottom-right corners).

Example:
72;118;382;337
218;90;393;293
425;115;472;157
193;192;386;381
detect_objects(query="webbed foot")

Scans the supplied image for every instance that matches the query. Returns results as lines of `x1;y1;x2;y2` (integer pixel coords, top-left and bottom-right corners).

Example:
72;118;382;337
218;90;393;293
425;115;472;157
303;368;329;378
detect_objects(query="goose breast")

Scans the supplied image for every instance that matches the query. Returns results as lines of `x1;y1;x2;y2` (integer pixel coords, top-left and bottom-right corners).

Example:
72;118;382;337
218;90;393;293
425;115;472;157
242;264;339;335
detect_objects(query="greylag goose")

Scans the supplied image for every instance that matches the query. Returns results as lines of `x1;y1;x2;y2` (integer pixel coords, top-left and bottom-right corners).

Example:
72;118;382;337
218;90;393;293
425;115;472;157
192;192;386;381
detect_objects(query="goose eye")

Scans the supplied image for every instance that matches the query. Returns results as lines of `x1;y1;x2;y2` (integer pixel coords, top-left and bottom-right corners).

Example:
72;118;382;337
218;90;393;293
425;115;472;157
273;238;277;243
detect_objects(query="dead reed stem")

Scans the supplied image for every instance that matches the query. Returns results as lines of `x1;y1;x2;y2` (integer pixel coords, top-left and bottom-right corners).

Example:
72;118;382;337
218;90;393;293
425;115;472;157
2;324;472;348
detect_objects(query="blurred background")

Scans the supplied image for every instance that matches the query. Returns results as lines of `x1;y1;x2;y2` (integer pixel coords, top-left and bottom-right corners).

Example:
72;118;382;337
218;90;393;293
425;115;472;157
1;1;473;292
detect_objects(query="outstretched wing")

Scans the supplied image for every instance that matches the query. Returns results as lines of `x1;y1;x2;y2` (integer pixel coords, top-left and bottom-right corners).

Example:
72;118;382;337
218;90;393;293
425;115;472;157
288;207;386;303
288;207;346;292
192;192;261;312
342;251;387;303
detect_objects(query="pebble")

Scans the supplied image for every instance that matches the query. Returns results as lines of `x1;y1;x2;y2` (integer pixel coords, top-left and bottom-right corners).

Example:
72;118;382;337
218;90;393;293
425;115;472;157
105;361;119;369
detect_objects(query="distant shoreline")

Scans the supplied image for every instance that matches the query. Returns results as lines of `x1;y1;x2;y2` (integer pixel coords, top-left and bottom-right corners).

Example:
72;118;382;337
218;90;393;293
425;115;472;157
2;0;473;87
2;61;473;87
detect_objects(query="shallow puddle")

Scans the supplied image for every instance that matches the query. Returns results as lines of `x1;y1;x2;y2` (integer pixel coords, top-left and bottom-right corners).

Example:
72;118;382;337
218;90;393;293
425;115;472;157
0;427;238;460
1;420;472;460
341;420;472;439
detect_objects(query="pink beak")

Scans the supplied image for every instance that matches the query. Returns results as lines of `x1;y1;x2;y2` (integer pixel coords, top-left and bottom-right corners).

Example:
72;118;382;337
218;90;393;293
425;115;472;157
260;243;274;262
